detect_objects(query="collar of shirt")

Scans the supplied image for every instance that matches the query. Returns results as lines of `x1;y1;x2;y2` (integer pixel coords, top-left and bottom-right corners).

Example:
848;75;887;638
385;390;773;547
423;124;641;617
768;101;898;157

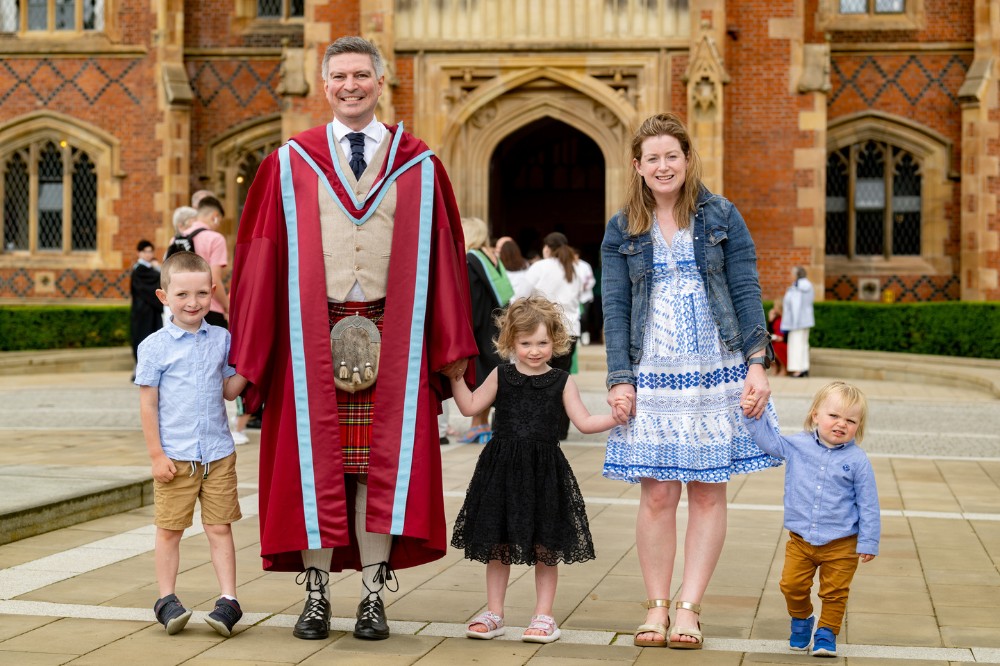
331;117;386;165
164;316;211;339
137;258;152;268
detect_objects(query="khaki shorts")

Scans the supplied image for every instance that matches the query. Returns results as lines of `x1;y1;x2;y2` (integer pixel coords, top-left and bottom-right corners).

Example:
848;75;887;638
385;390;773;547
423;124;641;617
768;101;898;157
154;452;242;530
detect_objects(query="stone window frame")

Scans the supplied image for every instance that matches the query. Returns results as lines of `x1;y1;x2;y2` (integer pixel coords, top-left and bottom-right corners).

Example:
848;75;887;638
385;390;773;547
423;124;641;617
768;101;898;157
816;0;925;32
0;111;122;270
232;0;303;36
825;111;953;277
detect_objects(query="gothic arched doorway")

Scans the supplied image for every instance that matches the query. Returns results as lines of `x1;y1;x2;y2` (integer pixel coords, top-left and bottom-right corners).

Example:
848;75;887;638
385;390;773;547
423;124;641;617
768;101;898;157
488;118;606;269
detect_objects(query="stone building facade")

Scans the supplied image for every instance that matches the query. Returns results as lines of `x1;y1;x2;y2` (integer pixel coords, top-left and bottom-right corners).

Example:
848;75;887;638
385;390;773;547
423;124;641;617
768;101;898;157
0;0;997;304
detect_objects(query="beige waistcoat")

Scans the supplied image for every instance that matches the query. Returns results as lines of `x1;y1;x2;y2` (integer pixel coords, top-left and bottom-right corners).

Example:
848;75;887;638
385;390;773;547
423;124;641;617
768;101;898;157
320;133;395;302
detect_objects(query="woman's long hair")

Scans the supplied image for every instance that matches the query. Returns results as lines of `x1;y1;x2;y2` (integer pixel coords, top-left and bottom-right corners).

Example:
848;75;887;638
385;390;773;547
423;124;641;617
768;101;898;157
498;238;528;271
543;232;576;283
622;113;704;237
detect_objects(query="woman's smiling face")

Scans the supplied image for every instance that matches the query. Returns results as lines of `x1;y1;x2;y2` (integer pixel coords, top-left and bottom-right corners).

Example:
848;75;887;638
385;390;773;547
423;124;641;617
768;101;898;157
634;134;688;200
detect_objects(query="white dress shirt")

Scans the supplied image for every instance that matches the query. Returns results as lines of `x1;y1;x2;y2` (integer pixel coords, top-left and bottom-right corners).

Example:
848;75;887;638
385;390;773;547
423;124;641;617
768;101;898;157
516;257;584;337
331;117;387;167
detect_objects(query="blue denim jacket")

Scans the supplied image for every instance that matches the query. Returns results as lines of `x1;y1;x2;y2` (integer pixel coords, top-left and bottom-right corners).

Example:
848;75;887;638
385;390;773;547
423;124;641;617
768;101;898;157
602;187;771;389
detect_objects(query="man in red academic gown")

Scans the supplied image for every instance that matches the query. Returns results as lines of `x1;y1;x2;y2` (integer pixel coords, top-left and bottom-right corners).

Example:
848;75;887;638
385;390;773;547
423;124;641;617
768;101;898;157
228;36;476;641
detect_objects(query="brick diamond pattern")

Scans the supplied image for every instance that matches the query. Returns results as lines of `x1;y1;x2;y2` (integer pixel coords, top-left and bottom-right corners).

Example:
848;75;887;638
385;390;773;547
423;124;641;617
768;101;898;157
0;268;130;299
829;55;968;108
826;275;959;302
188;60;281;108
0;58;141;106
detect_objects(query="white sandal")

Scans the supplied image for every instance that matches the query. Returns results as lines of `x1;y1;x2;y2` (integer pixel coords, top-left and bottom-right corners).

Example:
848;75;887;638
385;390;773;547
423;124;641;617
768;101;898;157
522;614;561;644
465;610;505;639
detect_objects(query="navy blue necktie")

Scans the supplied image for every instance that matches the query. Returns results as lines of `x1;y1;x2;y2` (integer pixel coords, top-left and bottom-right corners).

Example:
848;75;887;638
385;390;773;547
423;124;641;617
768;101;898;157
347;132;367;180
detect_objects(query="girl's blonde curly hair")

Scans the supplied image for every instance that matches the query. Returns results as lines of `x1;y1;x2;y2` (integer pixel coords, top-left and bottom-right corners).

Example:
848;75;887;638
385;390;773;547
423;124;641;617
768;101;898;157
493;296;573;361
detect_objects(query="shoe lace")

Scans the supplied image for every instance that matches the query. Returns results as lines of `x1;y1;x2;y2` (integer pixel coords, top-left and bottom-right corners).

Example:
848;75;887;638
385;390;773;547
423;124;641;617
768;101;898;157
362;561;399;597
358;561;398;621
295;567;330;621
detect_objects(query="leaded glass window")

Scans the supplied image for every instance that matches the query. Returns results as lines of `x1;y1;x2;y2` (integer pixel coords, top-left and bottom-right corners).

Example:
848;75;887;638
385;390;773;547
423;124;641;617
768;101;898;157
0;0;103;32
257;0;301;19
839;0;904;14
1;138;99;254
825;140;921;259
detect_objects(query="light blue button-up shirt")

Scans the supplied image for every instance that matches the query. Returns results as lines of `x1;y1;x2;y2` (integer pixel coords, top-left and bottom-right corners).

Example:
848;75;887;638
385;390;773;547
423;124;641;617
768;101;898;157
135;318;236;464
743;414;880;555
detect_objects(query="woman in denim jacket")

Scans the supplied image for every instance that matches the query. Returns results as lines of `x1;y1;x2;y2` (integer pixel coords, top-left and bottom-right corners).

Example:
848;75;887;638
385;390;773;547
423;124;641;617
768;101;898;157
601;114;780;649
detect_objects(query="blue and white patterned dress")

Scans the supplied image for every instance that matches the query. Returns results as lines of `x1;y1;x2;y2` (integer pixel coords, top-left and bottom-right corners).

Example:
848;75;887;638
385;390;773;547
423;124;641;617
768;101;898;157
603;224;780;484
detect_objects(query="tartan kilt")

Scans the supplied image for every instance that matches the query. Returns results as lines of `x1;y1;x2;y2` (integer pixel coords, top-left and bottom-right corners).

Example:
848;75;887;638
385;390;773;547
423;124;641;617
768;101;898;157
328;299;385;475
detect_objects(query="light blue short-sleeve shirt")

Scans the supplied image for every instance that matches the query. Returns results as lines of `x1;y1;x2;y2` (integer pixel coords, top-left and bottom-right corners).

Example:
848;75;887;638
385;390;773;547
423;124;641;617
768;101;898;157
135;318;237;463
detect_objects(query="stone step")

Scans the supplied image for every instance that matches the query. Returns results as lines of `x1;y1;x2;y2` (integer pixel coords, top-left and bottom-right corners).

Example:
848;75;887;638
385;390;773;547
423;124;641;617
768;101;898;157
0;465;152;546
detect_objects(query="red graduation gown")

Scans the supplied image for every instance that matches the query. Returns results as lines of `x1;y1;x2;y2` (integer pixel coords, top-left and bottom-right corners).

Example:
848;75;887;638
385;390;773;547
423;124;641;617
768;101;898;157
229;123;477;572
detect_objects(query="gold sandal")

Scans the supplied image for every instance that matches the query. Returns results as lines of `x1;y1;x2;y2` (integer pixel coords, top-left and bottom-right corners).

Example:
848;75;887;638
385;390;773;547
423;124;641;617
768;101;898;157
668;600;703;649
633;598;669;648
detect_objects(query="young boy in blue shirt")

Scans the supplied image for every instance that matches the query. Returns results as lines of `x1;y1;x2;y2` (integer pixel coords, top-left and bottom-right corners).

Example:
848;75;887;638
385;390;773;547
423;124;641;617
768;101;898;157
743;381;879;657
136;251;247;636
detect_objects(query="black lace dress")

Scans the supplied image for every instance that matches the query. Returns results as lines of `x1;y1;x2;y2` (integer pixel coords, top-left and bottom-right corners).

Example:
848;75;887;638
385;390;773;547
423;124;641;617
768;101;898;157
451;364;595;566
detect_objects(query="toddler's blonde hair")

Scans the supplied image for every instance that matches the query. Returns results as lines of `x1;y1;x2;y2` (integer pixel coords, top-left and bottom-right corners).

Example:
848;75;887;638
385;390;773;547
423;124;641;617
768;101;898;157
493;296;572;360
805;381;869;443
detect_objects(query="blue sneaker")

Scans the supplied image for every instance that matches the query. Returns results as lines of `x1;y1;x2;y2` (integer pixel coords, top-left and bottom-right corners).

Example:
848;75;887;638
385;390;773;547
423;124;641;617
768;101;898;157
789;616;814;651
811;627;837;657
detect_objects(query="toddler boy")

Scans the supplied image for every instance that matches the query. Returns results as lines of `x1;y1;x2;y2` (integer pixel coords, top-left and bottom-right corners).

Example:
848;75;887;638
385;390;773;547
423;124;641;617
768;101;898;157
743;381;879;657
136;251;247;636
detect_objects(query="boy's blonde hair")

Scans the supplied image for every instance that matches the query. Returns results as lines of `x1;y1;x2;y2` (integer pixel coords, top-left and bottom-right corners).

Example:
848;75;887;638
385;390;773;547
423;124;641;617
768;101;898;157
493;296;572;360
806;381;869;442
160;251;212;290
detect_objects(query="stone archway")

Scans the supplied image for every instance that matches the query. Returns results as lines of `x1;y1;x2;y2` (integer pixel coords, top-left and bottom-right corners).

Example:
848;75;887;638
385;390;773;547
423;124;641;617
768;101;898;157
488;117;605;268
429;65;643;229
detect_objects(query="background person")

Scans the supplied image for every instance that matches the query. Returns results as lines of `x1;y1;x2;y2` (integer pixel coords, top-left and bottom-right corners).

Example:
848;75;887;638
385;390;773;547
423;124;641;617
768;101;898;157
496;236;530;295
601;113;780;649
186;196;231;328
781;266;815;378
130;240;163;366
461;216;514;444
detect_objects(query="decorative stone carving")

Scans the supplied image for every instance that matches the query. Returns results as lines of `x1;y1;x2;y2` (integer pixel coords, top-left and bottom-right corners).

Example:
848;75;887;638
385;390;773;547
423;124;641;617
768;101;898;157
470;102;498;129
683;31;730;117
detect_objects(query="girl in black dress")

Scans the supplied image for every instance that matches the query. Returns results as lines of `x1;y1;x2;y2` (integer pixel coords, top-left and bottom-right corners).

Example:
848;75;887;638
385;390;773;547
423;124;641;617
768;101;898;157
449;296;624;644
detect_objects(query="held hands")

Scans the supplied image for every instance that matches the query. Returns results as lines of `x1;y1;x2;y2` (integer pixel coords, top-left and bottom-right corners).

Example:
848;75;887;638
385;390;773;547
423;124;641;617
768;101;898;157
438;358;469;380
740;363;771;419
607;384;636;425
151;454;177;483
859;554;876;563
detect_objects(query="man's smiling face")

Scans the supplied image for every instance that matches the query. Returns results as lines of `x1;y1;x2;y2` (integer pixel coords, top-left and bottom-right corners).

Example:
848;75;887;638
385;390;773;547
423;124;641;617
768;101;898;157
323;52;384;131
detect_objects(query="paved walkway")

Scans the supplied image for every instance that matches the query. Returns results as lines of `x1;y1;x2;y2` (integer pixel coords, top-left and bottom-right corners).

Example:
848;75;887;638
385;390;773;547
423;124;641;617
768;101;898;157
1;352;999;665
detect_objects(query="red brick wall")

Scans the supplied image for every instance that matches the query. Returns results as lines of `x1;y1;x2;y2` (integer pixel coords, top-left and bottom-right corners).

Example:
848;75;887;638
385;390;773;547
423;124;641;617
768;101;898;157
724;0;810;300
393;55;414;128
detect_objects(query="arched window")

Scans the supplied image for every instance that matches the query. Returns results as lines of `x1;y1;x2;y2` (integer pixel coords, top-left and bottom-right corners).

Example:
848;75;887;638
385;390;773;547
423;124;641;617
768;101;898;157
1;138;98;254
207;116;282;239
825;139;921;259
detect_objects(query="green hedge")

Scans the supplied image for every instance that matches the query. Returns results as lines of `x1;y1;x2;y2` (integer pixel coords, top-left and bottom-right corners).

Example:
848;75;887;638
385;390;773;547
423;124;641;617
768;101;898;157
2;302;999;359
0;305;130;351
764;301;1000;360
